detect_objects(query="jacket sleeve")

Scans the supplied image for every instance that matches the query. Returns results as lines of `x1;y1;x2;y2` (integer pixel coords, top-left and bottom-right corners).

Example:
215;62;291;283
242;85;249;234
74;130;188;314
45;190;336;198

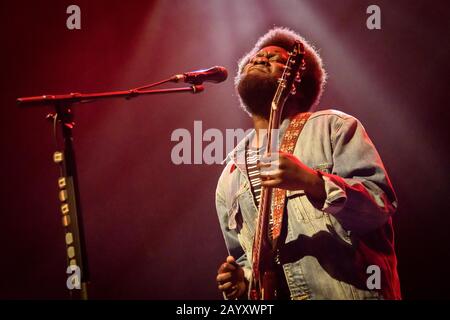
215;168;252;299
317;115;398;234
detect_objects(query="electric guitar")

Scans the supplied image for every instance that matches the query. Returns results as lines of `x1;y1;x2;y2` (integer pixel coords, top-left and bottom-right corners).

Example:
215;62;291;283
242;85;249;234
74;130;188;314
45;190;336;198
250;40;306;300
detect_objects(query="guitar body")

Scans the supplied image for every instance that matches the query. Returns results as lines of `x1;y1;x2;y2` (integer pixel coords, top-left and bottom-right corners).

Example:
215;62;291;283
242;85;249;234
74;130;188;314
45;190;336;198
250;271;277;300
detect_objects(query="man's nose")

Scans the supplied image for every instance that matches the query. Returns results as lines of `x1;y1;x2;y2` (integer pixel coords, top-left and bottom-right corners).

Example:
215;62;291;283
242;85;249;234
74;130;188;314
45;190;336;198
254;56;269;66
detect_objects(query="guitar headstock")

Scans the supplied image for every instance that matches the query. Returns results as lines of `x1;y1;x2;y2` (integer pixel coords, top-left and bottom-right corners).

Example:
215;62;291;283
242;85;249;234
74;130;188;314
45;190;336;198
279;41;306;96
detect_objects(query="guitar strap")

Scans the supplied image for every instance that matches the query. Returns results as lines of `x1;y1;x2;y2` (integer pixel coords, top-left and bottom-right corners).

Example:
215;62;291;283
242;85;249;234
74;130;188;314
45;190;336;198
271;111;312;243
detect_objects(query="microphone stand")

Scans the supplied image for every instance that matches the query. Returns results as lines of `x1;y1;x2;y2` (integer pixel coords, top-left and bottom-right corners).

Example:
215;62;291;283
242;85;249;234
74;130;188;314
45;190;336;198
17;82;204;300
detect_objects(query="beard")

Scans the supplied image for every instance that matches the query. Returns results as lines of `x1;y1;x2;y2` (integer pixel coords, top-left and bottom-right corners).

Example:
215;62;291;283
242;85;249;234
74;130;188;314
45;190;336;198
237;71;278;119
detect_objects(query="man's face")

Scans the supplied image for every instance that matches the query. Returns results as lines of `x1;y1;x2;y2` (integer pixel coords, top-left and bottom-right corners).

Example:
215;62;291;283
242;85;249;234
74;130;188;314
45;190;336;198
237;46;290;118
242;46;289;80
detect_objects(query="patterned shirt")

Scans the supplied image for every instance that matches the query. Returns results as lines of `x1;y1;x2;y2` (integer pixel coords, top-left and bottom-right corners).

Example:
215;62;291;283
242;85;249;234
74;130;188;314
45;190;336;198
245;141;264;208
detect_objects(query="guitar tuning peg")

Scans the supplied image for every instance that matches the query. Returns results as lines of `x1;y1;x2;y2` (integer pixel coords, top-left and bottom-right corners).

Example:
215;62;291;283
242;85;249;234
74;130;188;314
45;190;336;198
290;84;297;95
300;61;306;71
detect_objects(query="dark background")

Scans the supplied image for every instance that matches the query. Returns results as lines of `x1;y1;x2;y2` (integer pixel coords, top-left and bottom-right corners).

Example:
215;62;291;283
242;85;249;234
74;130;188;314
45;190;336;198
1;0;449;299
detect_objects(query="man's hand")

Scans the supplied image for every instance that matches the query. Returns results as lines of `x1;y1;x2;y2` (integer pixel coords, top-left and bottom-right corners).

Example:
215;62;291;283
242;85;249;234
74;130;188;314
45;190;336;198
216;256;247;299
258;151;326;202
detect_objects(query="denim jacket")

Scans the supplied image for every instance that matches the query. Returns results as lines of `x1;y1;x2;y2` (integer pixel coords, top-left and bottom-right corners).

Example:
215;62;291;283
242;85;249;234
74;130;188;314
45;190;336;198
215;109;401;300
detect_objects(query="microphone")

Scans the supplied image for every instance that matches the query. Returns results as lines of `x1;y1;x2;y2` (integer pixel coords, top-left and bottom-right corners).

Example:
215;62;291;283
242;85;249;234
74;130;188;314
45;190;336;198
171;66;228;84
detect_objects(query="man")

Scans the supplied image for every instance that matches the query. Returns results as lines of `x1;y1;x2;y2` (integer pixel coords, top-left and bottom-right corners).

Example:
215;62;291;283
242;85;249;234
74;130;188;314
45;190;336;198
215;27;401;300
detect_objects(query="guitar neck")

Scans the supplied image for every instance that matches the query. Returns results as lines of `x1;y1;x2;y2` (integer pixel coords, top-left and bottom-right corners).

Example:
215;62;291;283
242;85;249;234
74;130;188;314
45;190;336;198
250;41;305;300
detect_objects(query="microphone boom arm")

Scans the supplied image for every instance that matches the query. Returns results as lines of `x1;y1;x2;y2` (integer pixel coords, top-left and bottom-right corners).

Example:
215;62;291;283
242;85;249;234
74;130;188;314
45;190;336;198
17;85;204;107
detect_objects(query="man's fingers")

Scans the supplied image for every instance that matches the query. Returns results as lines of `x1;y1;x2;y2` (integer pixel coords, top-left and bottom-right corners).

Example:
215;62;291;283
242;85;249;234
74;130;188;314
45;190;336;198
257;161;271;169
218;261;236;273
216;271;232;283
218;281;233;291
260;170;282;182
226;256;241;269
261;178;282;188
260;168;281;175
226;255;236;264
225;287;239;299
258;160;280;168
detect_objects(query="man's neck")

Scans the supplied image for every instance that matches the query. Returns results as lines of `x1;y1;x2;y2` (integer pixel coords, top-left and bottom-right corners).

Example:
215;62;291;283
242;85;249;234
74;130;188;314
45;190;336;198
251;115;269;149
